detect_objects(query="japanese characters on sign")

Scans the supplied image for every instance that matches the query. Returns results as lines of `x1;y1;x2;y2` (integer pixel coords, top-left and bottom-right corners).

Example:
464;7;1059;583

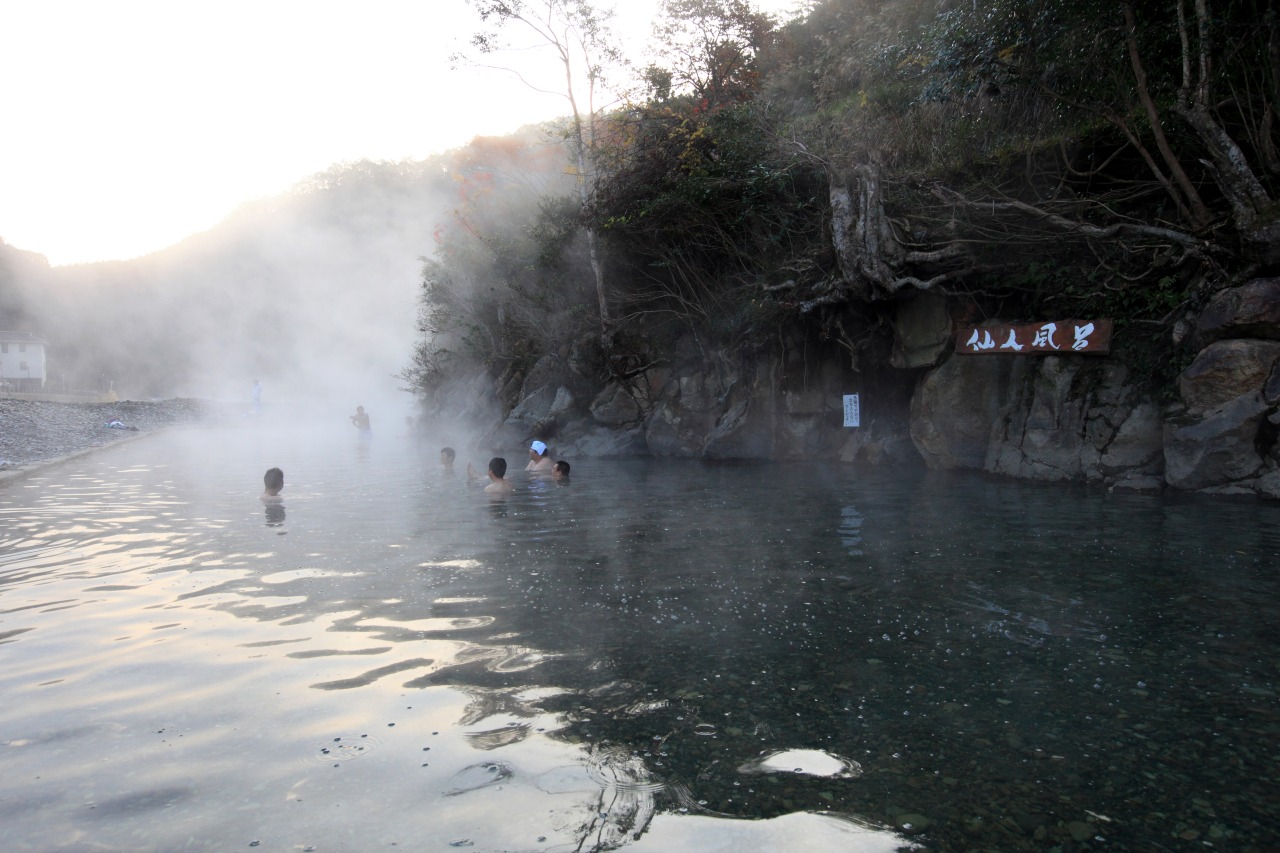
955;319;1112;356
843;394;861;428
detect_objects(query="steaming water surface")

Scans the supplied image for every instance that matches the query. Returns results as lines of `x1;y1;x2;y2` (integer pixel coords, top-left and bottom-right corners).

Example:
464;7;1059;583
1;425;1277;851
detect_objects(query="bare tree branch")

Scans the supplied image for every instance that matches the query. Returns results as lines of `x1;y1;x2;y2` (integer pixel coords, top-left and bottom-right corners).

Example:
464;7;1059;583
933;186;1211;252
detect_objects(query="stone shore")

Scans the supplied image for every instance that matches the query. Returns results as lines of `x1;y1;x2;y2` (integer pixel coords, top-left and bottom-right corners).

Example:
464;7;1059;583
0;398;235;474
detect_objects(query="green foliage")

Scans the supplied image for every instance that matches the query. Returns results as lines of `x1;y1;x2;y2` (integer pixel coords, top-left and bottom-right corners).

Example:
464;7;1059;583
592;100;824;334
650;0;775;108
405;132;600;396
1100;276;1189;326
410;0;1280;404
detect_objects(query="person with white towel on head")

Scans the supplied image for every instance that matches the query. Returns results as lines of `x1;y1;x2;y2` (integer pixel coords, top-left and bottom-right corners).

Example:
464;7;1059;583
525;439;553;474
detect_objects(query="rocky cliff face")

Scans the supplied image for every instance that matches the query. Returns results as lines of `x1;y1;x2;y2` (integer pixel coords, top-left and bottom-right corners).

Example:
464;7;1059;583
1163;278;1280;497
436;279;1280;500
459;325;917;471
906;279;1280;498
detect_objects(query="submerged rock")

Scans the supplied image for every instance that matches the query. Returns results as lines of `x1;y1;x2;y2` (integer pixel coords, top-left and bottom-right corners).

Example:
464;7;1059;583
895;814;933;834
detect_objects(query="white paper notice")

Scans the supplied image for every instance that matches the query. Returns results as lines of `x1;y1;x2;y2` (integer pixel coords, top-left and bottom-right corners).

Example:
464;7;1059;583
843;394;860;428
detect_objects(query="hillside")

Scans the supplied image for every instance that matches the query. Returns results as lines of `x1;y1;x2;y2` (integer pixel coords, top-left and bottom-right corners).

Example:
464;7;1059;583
401;0;1280;497
3;0;1277;495
1;149;513;405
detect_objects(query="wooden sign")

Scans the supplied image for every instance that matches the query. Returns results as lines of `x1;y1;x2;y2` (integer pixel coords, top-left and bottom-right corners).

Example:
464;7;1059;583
956;319;1112;355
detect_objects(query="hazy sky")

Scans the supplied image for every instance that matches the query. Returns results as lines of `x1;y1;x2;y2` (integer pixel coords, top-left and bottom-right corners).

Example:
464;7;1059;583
1;0;799;267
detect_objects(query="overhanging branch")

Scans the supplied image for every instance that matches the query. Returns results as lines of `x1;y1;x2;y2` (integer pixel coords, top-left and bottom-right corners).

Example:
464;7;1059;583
933;187;1212;253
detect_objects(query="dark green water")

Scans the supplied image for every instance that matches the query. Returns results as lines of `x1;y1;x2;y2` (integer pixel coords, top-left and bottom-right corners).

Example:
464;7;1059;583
0;425;1276;851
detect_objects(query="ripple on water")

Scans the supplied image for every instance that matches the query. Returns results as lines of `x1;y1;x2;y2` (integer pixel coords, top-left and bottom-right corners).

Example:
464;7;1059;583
536;765;599;794
308;656;436;690
617;699;670;716
300;734;383;765
444;761;514;796
355;616;495;633
488;649;556;673
260;569;362;584
737;748;863;778
586;745;667;794
464;723;530;750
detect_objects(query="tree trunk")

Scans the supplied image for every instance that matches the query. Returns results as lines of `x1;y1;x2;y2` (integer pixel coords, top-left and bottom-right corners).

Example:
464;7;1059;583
564;76;612;348
569;129;611;342
828;181;869;301
1173;0;1280;263
1124;3;1211;227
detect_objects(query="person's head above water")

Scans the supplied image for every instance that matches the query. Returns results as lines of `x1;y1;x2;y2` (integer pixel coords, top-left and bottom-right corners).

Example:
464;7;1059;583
440;447;456;465
529;440;547;459
488;457;507;478
552;460;570;480
263;467;284;496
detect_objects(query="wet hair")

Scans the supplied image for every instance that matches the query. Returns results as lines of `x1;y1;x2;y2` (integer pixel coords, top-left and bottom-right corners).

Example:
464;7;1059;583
553;460;570;476
440;447;455;461
263;467;284;491
488;457;507;478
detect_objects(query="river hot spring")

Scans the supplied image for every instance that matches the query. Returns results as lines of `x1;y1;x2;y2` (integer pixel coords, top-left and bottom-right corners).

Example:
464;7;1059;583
1;422;1277;852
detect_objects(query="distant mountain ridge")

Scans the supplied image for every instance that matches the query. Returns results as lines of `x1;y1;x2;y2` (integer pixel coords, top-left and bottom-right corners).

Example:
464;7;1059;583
0;146;536;402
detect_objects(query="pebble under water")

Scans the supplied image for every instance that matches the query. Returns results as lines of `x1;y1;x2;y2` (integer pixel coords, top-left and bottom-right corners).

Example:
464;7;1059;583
0;424;1277;852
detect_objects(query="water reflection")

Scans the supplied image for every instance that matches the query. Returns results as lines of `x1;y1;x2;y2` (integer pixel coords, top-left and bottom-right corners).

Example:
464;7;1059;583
739;749;863;779
0;427;1277;851
264;501;286;527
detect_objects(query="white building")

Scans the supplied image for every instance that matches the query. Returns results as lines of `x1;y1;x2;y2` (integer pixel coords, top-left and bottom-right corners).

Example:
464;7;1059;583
0;331;48;392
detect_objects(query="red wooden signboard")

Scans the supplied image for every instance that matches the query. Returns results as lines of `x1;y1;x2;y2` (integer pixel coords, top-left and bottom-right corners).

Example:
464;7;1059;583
955;319;1113;355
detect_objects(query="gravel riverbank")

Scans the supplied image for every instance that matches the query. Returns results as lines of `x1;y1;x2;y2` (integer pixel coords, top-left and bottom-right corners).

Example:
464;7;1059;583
0;398;236;473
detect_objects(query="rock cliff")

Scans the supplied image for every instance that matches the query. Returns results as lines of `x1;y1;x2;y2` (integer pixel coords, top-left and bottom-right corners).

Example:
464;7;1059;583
431;278;1280;500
